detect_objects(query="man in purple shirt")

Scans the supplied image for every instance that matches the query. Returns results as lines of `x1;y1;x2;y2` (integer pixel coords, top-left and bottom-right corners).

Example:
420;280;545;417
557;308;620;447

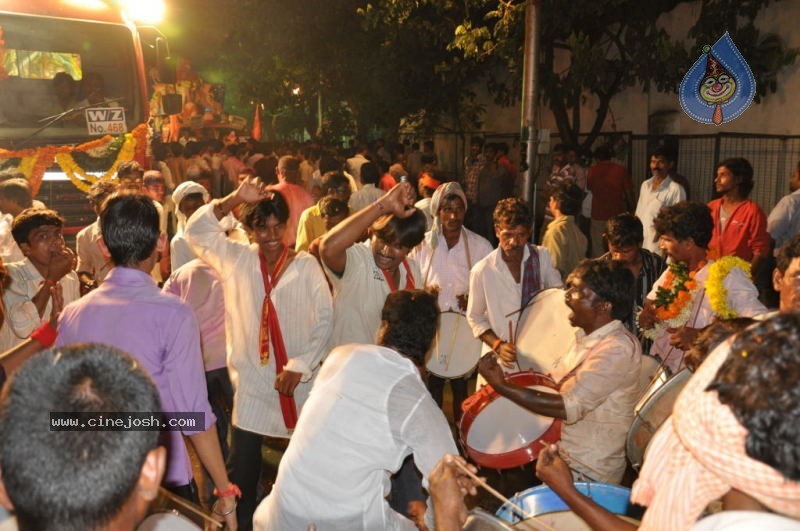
56;193;238;528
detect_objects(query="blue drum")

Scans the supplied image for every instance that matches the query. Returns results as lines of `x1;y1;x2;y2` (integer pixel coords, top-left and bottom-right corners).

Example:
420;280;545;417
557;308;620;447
496;482;643;529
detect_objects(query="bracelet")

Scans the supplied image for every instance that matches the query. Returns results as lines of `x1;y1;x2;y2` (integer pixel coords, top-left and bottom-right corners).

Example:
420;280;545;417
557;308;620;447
491;338;503;352
211;498;237;517
30;321;58;348
213;482;242;499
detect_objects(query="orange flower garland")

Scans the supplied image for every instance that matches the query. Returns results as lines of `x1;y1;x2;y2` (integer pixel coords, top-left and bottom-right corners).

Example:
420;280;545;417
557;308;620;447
640;260;706;340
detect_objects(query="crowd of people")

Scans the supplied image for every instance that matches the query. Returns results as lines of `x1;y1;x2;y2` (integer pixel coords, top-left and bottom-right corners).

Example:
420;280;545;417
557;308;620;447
0;134;797;531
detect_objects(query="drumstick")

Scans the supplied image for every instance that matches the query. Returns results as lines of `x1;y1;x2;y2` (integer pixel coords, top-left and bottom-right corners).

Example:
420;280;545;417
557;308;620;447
158;487;223;528
509;321;523;373
450;459;556;531
538;441;615;484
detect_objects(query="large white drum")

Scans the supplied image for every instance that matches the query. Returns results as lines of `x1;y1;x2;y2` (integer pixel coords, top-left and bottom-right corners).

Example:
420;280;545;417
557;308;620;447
426;311;482;379
515;288;578;374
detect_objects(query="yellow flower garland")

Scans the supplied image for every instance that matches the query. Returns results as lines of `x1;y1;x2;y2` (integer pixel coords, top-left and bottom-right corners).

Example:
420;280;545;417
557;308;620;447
706;256;752;319
56;132;136;193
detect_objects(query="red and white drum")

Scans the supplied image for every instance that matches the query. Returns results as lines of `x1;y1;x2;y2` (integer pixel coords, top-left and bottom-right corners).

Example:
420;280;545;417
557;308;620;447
459;371;561;469
514;288;579;374
426;311;482;379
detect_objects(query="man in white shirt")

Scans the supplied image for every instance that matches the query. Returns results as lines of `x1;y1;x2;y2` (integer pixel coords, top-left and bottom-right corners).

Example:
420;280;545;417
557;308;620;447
410;182;492;420
169;180;210;271
253;289;458;531
1;209;80;351
348;161;383;212
185;179;333;531
479;259;641;483
346;143;370;189
75;180;118;289
467;197;562;368
0;177;33;265
635;148;687;253
767;160;800;253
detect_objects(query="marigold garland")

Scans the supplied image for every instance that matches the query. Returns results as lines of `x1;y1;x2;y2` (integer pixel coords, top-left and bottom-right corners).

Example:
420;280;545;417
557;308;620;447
0;124;148;194
639;261;705;341
706;256;751;319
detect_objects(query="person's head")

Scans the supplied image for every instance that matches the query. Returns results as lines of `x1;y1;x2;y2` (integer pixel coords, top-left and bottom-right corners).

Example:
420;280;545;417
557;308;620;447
240;191;290;254
774;234;800;313
653;201;713;261
116;160;144;191
685;318;755;372
594;145;613;161
0;344;165;531
548;182;583;217
360;162;380;187
237;166;257;185
376;289;439;365
11;209;65;268
100;193;162;268
254;156;279;186
370;210;427;272
171;181;210;223
707;313;800;481
551;143;568;167
318;197;348;231
320;171;351;204
417;173;441;199
431;182;468;236
603;213;644;265
649;147;675;179
52;72;77;104
715;157;754;198
0;178;33;216
494;198;532;260
483;143;498;161
86;180;119;216
470;137;484;157
276;155;301;184
423;140;434;153
565;259;634;331
142;171;166;203
318;155;341;175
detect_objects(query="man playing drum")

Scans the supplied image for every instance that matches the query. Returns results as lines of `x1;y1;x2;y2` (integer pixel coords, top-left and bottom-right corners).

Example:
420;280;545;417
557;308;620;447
478;259;641;483
409;182;492;421
467;198;561;368
637;202;765;373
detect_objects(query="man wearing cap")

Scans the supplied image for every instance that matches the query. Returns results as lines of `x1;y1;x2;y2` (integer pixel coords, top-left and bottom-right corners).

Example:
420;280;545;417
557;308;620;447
410;182;492;421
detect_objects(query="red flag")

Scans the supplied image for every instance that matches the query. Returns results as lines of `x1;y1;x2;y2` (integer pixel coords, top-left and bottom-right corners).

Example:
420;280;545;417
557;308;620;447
252;103;262;140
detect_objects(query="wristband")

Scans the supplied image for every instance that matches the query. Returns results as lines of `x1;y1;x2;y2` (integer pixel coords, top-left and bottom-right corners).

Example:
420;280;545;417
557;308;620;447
213;482;242;499
491;338;503;352
30;321;58;348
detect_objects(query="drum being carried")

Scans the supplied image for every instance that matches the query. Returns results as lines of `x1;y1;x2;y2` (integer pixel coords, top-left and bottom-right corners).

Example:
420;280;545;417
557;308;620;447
514;288;579;374
495;482;643;530
459;371;561;469
626;368;692;471
427;311;482;379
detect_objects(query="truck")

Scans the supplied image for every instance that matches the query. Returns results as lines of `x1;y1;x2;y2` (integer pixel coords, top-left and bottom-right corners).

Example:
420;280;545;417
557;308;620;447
0;0;162;247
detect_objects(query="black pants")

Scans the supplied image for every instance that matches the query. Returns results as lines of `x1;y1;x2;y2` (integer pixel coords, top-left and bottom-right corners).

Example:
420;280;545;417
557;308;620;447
389;455;425;517
165;480;199;504
228;427;264;531
427;374;469;423
206;367;234;460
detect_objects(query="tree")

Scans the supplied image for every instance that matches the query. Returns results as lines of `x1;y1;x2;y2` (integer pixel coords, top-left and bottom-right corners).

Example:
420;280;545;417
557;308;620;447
368;0;797;152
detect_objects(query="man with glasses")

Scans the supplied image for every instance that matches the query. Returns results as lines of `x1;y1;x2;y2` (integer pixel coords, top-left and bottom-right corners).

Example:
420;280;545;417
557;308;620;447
467;197;562;368
478;259;641;483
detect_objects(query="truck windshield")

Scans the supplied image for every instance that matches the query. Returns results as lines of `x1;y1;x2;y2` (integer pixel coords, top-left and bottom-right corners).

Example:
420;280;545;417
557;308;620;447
0;13;143;147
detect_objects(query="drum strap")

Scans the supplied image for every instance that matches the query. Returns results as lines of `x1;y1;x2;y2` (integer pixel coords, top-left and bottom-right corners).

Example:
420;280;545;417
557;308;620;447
521;244;541;309
258;248;299;430
381;259;415;292
423;228;472;287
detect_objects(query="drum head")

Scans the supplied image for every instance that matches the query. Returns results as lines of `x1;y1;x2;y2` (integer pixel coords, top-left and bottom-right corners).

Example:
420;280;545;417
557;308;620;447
137;512;201;531
463;509;516;530
426;311;482;379
460;371;562;469
626;369;692;471
515;289;578;374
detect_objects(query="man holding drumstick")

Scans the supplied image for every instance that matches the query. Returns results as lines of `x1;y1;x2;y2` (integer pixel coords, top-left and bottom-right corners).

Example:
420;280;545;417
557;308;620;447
410;182;492;421
467;197;561;368
478;259;641;484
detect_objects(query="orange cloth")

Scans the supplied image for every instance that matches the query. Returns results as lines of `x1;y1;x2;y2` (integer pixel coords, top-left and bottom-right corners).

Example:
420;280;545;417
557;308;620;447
631;339;800;530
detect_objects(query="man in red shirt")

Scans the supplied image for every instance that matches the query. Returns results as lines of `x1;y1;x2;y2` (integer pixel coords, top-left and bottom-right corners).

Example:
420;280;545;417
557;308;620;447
707;157;771;278
587;145;634;257
267;156;315;248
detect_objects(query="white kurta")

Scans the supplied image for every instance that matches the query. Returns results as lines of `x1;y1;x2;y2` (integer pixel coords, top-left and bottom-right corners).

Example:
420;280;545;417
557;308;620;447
253;343;458;531
185;204;333;437
648;261;765;372
326;241;421;349
75;219;112;284
635;176;686;253
467;245;562;352
409;228;493;312
1;258;80;351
